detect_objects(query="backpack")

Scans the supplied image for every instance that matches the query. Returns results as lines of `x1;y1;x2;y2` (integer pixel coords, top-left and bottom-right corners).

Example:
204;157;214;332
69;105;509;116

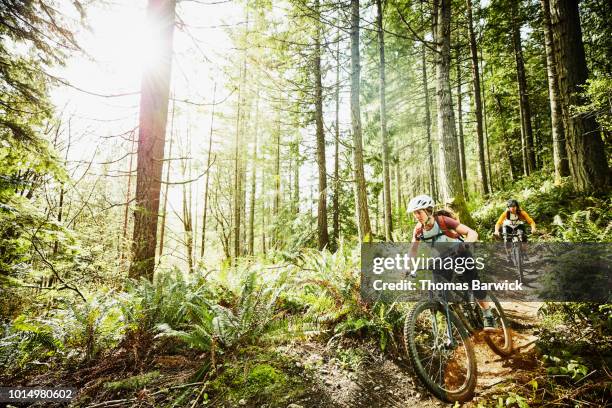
415;209;464;242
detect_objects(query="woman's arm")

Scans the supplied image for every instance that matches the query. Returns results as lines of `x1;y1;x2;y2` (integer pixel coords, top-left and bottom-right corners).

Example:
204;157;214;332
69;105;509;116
456;223;478;242
494;211;506;234
521;210;536;232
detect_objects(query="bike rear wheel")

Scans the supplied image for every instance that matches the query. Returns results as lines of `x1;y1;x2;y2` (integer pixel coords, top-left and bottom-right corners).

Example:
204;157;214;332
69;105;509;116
404;300;477;402
483;294;513;357
451;294;513;358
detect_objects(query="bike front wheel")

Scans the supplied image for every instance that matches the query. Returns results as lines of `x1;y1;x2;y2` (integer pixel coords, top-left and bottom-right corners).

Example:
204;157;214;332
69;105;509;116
512;243;523;282
404;300;477;402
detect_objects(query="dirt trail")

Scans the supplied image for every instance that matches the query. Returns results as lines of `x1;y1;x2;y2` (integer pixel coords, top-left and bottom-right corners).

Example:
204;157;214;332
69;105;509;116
287;302;542;407
468;302;542;405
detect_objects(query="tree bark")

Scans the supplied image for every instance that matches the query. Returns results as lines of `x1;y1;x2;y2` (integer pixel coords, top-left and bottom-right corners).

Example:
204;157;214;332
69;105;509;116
350;0;372;241
540;0;569;183
332;26;341;251
201;83;216;258
247;90;259;256
456;52;467;194
158;101;174;260
511;0;536;176
550;0;610;192
434;0;472;223
480;48;494;192
467;0;489;195
181;144;194;274
376;0;393;241
233;88;242;261
129;0;176;280
421;44;437;201
293;140;300;214
314;0;329;250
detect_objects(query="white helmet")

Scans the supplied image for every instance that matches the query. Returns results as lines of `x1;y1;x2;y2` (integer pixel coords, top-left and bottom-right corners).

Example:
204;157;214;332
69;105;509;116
407;194;435;212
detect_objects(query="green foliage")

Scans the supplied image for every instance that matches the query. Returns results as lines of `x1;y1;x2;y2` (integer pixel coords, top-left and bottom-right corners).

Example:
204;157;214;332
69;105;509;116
576;76;612;133
0;315;64;372
1;0;83;287
335;347;365;371
543;353;589;381
502;392;531;408
103;371;161;391
59;293;126;361
246;363;286;390
472;171;611;242
152;268;288;357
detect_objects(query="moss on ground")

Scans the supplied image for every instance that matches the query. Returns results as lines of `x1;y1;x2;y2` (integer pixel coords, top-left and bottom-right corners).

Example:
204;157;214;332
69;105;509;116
103;370;161;391
207;347;309;407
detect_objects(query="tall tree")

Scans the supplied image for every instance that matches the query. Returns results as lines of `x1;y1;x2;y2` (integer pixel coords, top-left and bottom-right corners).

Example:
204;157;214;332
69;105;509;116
350;0;372;241
201;84;216;258
180;134;194;273
511;0;537;176
456;53;467;193
540;0;569;183
467;0;489;195
130;0;176;279
247;90;259;256
376;0;393;241
158;100;174;261
332;26;341;250
433;0;473;223
314;0;329;250
421;43;437;200
549;0;609;192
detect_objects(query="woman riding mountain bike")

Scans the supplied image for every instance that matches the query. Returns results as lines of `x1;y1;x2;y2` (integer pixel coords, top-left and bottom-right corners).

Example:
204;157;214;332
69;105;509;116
493;199;536;261
407;194;496;329
403;194;513;402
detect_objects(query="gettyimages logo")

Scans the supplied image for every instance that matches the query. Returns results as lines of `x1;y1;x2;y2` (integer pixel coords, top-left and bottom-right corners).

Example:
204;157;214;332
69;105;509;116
360;242;611;303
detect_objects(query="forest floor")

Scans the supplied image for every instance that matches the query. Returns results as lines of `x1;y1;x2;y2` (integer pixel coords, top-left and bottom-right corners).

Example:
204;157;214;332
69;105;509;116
277;302;542;408
12;302;542;408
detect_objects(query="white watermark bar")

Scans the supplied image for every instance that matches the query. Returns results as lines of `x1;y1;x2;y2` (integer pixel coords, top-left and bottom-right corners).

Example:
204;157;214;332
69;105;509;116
361;242;611;303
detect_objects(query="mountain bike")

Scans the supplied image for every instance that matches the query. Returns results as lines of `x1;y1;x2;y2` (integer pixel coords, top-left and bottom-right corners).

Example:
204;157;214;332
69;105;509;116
403;270;513;402
502;221;528;283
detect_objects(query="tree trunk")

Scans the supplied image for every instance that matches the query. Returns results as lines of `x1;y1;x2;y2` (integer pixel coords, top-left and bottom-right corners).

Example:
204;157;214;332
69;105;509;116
181;148;194;274
260;161;266;256
332;26;341;251
376;0;393;241
434;0;472;224
493;90;520;179
421;44;437;201
350;0;372;241
480;49;494;192
456;52;467;194
541;0;569;183
54;124;71;255
511;0;536;176
467;0;489;195
314;0;329;250
233;89;242;262
550;0;610;192
395;162;402;230
201;83;216;258
293;140;300;214
129;0;176;280
272;102;281;247
247;90;259;256
158;102;174;261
